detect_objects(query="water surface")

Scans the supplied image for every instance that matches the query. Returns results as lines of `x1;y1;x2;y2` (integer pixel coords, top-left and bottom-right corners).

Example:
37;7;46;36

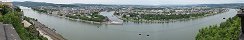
20;6;237;40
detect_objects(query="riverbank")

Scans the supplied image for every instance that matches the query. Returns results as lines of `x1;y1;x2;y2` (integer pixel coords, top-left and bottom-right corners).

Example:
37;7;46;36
21;6;238;40
53;14;109;24
31;8;113;24
34;11;123;25
37;29;53;40
118;9;229;23
28;19;66;40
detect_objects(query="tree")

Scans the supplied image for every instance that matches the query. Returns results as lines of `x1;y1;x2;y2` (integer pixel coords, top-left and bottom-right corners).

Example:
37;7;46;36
196;16;240;40
0;5;48;40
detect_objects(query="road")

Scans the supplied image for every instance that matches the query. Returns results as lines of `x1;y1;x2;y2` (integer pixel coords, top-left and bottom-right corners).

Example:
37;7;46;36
30;20;66;40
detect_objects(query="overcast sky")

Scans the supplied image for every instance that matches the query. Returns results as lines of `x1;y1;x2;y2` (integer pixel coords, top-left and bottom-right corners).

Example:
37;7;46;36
6;0;244;5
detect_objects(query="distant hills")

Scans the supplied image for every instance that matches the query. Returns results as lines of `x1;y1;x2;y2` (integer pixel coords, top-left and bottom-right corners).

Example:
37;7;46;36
12;1;244;9
193;3;244;8
12;1;79;7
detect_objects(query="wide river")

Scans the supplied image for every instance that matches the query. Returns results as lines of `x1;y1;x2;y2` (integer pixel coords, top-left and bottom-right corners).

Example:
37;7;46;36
20;6;237;40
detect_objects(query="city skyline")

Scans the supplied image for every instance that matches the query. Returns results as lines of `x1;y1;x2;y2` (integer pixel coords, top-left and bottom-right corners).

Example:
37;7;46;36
9;0;244;5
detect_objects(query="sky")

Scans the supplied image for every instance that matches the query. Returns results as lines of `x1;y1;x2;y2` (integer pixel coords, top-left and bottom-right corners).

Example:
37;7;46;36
4;0;244;5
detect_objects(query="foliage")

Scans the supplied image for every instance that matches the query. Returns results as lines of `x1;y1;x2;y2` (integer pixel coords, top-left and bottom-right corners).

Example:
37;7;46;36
0;5;12;15
65;12;106;22
32;8;48;13
0;5;47;40
196;16;240;40
14;6;22;12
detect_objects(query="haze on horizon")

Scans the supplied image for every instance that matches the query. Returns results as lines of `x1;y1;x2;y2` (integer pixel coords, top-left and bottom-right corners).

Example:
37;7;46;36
5;0;244;5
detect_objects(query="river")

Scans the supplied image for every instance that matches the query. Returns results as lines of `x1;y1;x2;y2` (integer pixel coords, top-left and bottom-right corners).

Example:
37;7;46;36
20;6;237;40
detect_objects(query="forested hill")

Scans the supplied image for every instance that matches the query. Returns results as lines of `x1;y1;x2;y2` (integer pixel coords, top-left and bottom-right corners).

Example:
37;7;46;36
12;1;117;7
12;1;78;7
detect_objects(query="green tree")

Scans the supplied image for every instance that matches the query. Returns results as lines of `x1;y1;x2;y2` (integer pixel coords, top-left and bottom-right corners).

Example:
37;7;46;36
196;16;240;40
